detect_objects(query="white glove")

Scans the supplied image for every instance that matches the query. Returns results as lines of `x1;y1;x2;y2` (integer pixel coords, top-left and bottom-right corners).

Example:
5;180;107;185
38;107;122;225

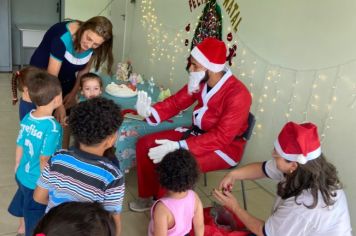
148;139;179;164
136;91;152;118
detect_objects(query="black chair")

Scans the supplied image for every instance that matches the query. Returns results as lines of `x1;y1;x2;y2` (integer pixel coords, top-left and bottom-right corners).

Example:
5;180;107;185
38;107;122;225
203;112;256;210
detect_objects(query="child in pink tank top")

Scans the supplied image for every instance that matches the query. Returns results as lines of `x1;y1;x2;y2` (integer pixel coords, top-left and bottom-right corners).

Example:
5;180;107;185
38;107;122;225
148;149;204;236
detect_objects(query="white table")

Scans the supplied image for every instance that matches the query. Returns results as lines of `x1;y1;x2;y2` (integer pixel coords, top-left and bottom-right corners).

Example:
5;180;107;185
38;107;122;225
16;24;50;68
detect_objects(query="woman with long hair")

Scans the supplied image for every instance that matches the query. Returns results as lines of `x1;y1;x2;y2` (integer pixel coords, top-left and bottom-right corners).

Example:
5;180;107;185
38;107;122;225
26;16;113;148
213;122;352;236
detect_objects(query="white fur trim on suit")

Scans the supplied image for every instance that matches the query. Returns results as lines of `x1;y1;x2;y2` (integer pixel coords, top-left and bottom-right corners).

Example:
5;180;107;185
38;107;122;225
179;140;189;150
146;107;161;126
193;68;232;129
191;47;225;73
274;140;321;164
215;150;238;166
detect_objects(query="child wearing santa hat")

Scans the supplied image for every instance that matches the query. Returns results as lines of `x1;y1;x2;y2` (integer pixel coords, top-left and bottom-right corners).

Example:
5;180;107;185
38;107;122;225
213;122;352;236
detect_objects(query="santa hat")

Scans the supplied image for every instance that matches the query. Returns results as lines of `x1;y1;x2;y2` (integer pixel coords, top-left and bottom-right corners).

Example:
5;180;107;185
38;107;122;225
274;122;321;164
190;38;227;73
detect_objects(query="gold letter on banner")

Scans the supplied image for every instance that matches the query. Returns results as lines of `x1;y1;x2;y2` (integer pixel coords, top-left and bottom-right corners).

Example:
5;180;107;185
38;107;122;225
223;0;230;8
226;0;234;14
222;0;242;32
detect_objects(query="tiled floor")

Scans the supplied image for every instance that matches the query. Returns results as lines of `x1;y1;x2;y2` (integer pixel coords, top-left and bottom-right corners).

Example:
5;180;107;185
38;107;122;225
0;72;275;235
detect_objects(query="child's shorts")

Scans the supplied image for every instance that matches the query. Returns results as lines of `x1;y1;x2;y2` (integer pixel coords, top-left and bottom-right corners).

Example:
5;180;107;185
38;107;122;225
8;178;46;236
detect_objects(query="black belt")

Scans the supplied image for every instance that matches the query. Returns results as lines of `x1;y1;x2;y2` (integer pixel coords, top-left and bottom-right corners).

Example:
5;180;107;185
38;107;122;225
181;125;205;140
180;125;245;140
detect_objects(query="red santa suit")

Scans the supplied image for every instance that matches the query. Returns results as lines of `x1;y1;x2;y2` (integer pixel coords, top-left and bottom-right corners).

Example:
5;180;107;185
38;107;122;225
136;68;252;198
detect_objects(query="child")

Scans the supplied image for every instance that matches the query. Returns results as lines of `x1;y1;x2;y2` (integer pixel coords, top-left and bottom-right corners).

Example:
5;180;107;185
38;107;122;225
214;122;352;235
11;66;42;120
148;149;204;236
79;72;103;101
34;97;125;236
33;202;117;236
62;72;103;149
8;71;63;236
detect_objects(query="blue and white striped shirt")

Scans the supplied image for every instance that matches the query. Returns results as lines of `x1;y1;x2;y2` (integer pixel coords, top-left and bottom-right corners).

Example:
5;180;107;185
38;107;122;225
37;148;125;214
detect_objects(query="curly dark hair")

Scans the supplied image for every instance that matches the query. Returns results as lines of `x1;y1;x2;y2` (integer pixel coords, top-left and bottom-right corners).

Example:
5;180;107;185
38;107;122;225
69;97;123;146
156;149;199;192
33;202;116;236
277;153;342;209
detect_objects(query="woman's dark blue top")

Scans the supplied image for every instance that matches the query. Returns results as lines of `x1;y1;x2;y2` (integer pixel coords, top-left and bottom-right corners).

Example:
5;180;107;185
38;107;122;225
30;21;93;95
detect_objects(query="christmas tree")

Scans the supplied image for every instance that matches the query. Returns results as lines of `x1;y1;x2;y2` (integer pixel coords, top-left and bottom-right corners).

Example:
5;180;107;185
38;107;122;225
190;0;223;50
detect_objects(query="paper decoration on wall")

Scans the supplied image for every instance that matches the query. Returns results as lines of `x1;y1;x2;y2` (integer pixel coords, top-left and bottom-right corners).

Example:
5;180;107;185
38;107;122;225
185;0;242;68
186;0;222;70
226;44;237;66
189;0;209;12
222;0;242;32
185;23;191;32
227;32;233;41
189;0;222;50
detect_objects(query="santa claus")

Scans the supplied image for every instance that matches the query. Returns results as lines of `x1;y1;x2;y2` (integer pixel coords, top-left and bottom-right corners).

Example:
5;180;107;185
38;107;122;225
129;37;252;212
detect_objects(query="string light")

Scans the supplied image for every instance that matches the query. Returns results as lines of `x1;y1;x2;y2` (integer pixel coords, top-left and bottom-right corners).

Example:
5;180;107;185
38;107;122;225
140;1;356;145
140;0;190;84
320;66;341;143
285;71;298;120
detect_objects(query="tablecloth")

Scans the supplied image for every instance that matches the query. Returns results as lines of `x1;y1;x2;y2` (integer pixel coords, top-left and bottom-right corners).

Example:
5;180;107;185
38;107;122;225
100;75;192;172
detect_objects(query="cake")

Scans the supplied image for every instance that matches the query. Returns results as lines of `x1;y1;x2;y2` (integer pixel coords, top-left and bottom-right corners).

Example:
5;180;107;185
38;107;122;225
105;82;138;98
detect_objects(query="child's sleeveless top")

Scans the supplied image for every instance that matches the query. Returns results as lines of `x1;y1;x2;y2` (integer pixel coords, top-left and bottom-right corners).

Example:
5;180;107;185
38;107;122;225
148;190;196;236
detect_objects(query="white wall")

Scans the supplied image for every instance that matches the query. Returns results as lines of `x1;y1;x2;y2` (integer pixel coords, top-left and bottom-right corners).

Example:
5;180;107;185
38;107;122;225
11;0;60;65
118;0;356;228
64;0;110;20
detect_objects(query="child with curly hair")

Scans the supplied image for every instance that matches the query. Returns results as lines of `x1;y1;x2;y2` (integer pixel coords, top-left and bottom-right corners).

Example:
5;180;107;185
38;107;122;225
33;97;124;236
148;149;204;236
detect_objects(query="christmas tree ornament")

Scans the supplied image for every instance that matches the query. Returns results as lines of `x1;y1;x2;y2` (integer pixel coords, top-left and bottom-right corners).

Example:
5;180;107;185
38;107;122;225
185;39;189;46
185;23;191;32
226;44;237;66
227;32;233;41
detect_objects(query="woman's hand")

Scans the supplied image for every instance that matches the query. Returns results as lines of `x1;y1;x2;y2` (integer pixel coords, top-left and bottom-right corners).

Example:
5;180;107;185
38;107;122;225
54;105;67;126
219;172;236;192
212;188;241;213
63;91;77;109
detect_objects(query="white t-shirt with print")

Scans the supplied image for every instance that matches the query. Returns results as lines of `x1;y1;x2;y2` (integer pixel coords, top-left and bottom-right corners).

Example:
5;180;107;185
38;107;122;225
263;159;352;236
